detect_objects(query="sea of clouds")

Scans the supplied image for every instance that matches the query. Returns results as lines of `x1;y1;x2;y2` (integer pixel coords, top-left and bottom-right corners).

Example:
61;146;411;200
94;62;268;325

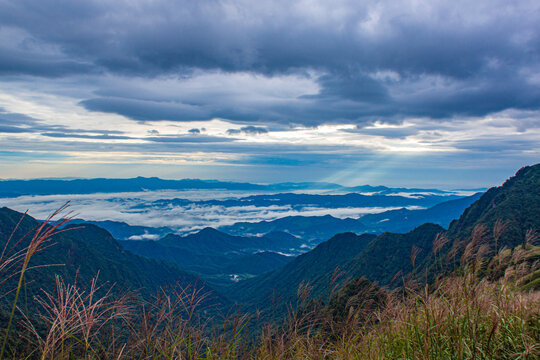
0;189;428;233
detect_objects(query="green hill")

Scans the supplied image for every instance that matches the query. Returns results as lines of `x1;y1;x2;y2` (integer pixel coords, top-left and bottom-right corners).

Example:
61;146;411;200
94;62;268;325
120;228;300;285
228;233;377;308
0;207;221;305
446;164;539;249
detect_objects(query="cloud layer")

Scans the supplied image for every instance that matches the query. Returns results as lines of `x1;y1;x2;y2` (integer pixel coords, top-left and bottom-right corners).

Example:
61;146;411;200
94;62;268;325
1;0;539;125
0;0;539;186
0;189;431;232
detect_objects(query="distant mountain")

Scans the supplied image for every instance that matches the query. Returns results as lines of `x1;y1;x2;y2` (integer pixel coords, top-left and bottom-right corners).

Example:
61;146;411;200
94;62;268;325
0;207;220;304
159;227;303;255
0;177;265;197
152;192;461;210
0;177;467;197
68;219;173;240
221;215;368;242
221;193;482;241
359;192;483;233
120;228;301;285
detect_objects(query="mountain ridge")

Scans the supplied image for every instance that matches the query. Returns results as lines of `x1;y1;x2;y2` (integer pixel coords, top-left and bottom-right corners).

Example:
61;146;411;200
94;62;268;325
0;177;474;197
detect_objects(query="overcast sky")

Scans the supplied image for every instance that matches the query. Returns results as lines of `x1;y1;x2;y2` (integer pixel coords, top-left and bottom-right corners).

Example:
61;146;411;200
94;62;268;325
0;0;539;188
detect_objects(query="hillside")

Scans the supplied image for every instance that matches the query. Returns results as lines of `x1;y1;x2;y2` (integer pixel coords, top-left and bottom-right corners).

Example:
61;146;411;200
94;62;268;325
120;238;294;280
67;219;173;240
120;228;300;284
0;207;219;303
445;164;540;249
228;233;377;308
158;227;303;255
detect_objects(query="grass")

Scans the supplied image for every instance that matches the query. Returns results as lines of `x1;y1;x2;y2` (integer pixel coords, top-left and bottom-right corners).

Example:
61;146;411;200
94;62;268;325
255;274;539;360
0;209;538;359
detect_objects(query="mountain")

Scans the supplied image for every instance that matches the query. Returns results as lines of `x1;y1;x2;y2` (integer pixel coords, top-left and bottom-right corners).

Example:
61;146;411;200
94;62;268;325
228;233;377;308
159;227;303;255
0;177;465;197
68;219;173;240
220;193;481;241
221;252;293;276
359;192;483;233
0;177;266;197
220;215;368;242
120;239;294;279
0;207;220;304
119;228;301;285
444;165;540;250
153;192;461;210
227;225;442;309
332;164;540;290
338;223;444;286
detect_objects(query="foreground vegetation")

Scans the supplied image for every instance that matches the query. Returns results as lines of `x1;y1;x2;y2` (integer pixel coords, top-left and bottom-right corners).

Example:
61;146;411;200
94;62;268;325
0;207;538;359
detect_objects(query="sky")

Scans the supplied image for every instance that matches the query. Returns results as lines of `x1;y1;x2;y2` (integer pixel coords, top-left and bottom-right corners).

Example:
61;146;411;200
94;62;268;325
0;0;539;188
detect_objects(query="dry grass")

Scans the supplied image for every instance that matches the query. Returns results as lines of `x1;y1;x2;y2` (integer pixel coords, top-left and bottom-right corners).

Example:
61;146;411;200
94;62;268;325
257;274;539;360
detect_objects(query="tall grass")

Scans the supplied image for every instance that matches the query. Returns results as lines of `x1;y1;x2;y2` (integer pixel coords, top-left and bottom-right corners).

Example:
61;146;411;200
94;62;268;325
7;270;538;359
0;203;74;359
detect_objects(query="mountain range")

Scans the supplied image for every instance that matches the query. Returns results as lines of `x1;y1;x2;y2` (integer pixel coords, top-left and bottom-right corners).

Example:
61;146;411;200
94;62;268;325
0;164;537;321
223;164;540;311
0;177;472;197
220;192;482;241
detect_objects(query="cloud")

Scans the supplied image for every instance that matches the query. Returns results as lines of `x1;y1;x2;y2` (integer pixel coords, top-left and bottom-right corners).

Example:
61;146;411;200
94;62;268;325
0;0;537;126
41;132;132;140
0;0;539;187
80;97;210;121
0;189;423;232
0;125;33;133
0;108;127;136
227;126;268;135
146;135;236;143
128;233;160;241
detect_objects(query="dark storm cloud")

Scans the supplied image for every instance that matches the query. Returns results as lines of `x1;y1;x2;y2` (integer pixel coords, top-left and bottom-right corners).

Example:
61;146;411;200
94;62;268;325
0;0;539;126
0;47;94;77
